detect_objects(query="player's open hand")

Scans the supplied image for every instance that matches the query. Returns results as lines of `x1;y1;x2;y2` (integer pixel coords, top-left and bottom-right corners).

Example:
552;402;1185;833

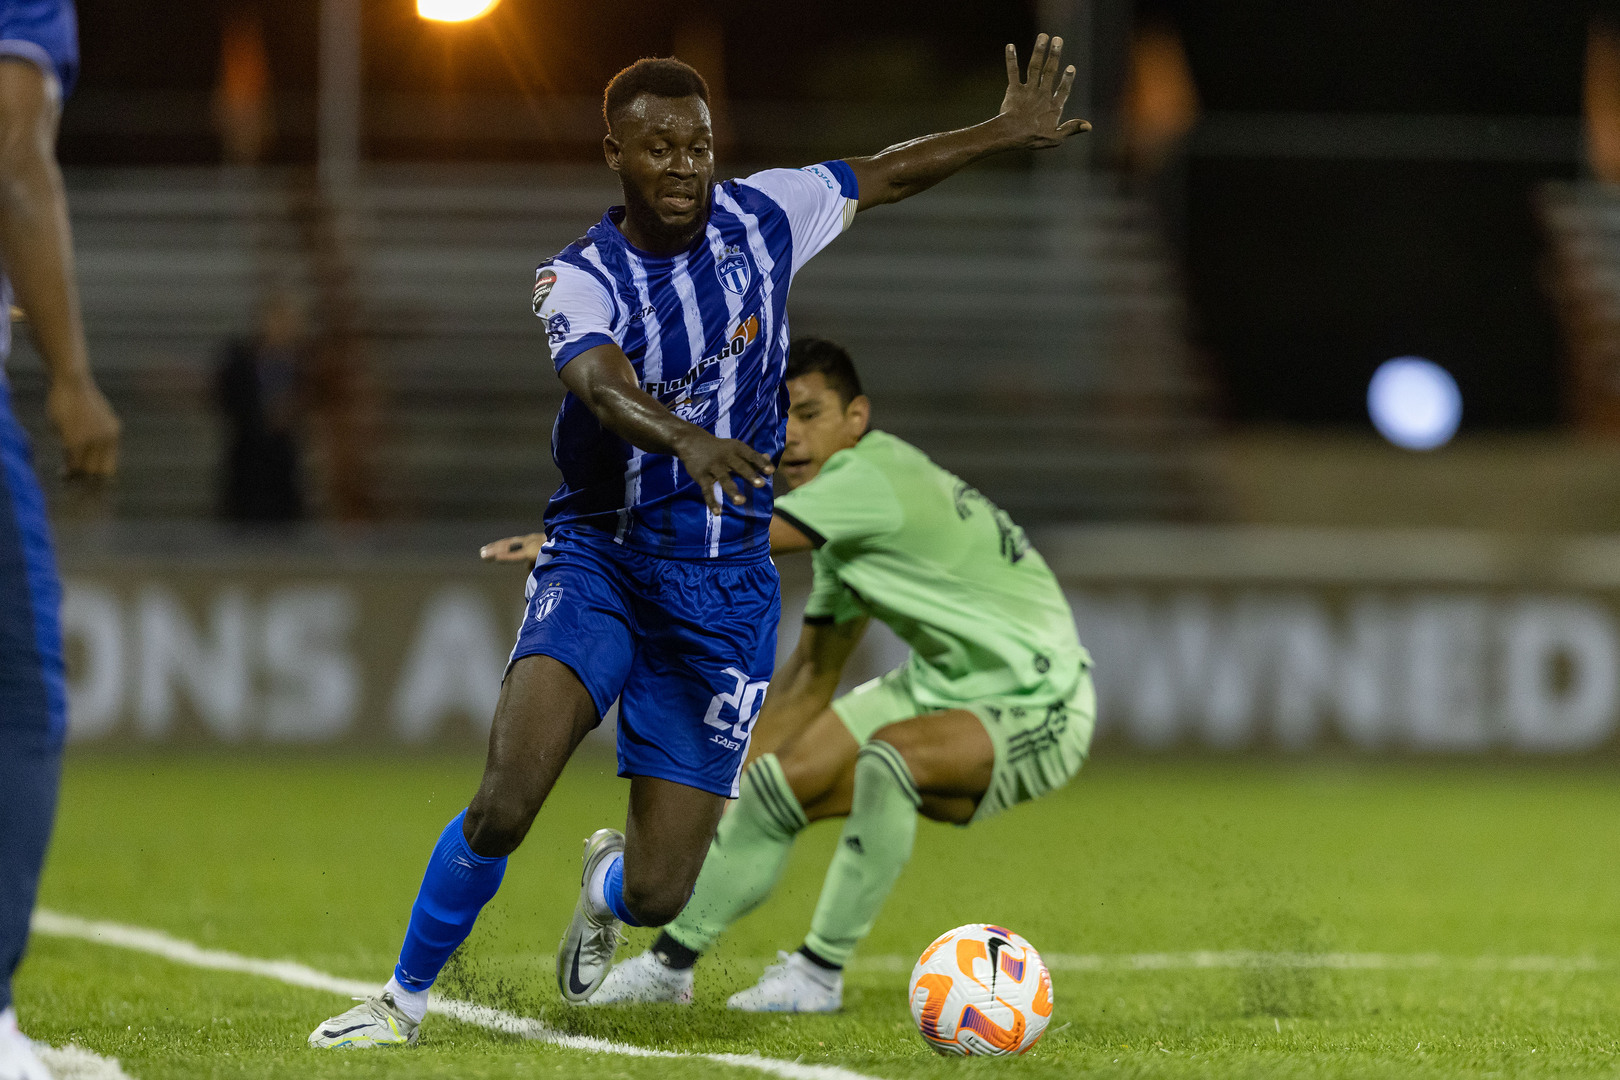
999;34;1091;149
46;375;120;481
674;430;774;516
480;532;546;566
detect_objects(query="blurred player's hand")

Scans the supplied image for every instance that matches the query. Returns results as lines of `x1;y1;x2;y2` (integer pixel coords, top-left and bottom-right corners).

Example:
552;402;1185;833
674;430;774;516
999;34;1091;148
46;375;120;481
481;532;546;565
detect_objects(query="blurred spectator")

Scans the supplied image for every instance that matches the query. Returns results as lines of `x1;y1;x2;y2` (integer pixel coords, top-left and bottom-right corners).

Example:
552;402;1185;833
215;291;309;522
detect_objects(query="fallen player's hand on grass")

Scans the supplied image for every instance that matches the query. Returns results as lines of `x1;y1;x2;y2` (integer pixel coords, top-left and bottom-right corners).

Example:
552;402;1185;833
481;533;546;566
997;34;1091;149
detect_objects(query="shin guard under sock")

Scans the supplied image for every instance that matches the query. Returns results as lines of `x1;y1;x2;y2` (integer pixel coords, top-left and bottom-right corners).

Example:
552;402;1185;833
803;740;920;968
393;810;507;991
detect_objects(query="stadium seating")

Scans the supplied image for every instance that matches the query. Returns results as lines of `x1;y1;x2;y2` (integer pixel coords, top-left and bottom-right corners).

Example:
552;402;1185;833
4;166;1219;524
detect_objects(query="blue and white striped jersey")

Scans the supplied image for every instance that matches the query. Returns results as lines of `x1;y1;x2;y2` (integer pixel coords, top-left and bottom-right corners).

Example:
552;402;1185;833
533;160;859;561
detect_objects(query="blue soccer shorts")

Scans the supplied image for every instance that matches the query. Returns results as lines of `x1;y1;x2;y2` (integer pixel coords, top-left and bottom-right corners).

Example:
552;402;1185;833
508;528;780;798
0;0;79;96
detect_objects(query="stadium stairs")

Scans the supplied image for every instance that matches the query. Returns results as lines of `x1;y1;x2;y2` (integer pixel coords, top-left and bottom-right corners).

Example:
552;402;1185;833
4;165;1220;527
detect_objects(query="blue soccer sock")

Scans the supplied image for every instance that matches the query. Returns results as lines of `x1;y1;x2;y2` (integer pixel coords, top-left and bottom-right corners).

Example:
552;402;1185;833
589;853;644;927
393;810;507;991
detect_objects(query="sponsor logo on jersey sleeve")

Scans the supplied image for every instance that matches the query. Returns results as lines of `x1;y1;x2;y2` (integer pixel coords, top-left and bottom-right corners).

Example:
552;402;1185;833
532;268;557;314
546;312;571;345
802;164;837;190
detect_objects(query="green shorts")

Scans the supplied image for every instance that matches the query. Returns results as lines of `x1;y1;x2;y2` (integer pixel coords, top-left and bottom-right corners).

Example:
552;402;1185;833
830;662;1095;822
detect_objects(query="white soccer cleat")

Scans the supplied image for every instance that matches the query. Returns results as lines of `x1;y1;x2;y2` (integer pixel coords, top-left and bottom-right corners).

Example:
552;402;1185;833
557;828;627;1003
307;993;419;1049
589;950;695;1005
0;1008;51;1080
726;951;842;1013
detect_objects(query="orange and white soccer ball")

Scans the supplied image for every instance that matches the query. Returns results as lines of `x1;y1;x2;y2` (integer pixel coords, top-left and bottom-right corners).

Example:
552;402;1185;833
907;923;1053;1056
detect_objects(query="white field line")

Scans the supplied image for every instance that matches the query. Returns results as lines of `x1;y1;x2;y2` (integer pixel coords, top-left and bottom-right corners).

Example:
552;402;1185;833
32;1042;136;1080
30;910;883;1080
849;951;1609;974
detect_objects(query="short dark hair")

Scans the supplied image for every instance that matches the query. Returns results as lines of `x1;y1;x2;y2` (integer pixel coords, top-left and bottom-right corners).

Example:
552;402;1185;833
603;58;710;130
786;338;865;407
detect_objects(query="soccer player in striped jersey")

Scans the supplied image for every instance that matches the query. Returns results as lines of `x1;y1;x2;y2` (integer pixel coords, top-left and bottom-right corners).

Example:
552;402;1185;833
312;35;1088;1049
586;339;1093;1011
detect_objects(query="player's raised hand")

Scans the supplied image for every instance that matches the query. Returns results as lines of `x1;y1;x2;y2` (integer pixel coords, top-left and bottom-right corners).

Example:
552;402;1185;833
999;34;1091;149
674;430;774;516
480;532;546;565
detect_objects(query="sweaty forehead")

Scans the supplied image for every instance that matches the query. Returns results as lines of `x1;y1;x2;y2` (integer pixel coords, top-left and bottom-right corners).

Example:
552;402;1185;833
615;94;711;137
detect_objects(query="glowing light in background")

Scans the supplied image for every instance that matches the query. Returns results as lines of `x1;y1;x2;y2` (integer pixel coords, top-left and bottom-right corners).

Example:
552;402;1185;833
417;0;502;22
1367;356;1462;450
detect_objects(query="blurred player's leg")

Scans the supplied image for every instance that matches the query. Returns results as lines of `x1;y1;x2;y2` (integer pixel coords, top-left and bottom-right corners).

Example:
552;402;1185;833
729;710;992;1013
0;374;67;1080
0;741;58;1080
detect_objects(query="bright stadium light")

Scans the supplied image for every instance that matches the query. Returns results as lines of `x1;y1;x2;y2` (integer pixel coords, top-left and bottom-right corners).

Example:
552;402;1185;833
417;0;502;22
1367;356;1462;451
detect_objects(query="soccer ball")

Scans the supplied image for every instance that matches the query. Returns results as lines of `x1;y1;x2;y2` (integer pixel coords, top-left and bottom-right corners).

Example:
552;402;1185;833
907;924;1053;1056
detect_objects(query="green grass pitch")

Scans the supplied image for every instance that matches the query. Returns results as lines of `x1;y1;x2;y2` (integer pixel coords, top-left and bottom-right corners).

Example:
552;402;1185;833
16;750;1620;1078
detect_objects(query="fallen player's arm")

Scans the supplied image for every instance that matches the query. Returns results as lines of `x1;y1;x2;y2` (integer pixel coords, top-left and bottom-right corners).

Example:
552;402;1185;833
559;342;774;516
480;532;546;567
746;615;869;764
844;34;1090;212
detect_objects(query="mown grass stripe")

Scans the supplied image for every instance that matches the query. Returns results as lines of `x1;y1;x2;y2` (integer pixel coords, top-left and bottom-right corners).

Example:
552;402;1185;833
31;909;886;1080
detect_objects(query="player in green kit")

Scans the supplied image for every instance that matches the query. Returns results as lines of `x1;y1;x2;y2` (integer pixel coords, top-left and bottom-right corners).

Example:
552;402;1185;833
581;338;1096;1010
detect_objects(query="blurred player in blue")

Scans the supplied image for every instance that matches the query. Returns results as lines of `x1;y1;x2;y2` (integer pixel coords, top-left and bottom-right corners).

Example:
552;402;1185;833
0;3;121;1078
312;35;1088;1048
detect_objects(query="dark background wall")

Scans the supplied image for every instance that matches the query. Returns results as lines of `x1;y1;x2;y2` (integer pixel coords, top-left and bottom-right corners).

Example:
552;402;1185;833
1143;0;1617;428
59;0;1619;429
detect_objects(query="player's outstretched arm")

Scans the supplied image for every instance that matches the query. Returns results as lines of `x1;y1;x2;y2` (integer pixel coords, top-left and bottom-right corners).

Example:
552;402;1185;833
769;514;814;555
845;34;1090;212
745;616;869;764
480;532;546;567
559;342;774;515
0;60;118;479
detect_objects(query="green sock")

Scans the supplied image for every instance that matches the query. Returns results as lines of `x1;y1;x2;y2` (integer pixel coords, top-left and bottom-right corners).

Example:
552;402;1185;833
803;740;921;968
664;753;808;954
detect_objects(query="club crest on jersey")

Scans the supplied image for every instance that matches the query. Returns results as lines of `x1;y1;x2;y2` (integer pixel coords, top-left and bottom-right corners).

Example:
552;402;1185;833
546;312;571;345
717;245;752;295
532;268;557;314
531;582;564;624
